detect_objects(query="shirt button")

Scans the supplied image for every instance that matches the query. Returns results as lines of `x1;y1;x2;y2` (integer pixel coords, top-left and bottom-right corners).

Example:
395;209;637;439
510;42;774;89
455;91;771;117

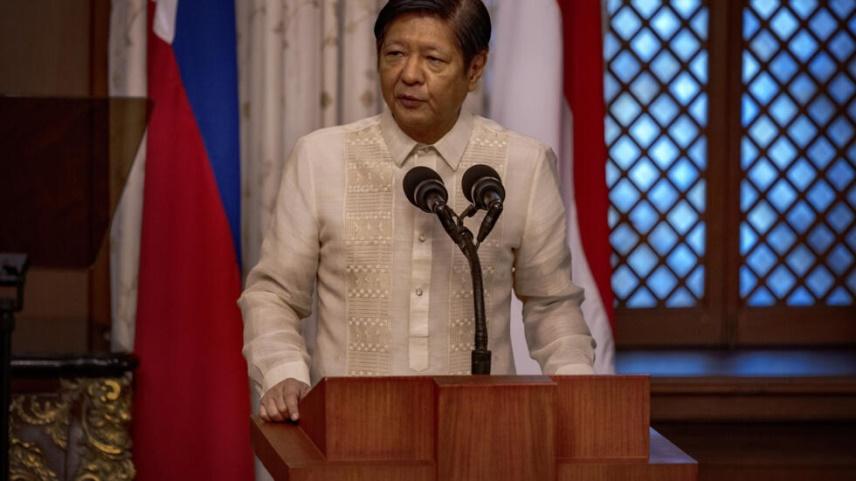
415;288;423;296
418;234;426;243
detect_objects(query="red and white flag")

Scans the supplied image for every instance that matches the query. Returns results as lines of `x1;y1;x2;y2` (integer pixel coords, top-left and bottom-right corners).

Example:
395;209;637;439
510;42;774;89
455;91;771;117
491;0;615;374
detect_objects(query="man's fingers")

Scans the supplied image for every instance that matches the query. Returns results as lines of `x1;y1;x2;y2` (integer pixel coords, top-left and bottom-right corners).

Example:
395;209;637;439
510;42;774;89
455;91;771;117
285;391;300;421
265;397;285;422
260;379;310;423
273;390;289;416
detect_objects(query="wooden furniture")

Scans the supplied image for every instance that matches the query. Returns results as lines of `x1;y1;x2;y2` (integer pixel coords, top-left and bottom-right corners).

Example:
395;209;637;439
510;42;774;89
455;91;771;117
0;96;148;353
0;96;145;478
619;349;856;481
9;354;137;480
251;375;697;481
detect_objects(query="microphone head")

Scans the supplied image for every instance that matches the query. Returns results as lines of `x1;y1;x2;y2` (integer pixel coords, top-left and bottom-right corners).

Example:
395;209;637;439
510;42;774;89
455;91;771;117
462;164;505;209
403;166;448;213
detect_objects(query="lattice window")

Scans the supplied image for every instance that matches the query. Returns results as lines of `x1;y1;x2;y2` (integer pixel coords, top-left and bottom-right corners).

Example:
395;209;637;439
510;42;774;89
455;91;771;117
604;0;856;346
605;0;710;308
740;0;856;307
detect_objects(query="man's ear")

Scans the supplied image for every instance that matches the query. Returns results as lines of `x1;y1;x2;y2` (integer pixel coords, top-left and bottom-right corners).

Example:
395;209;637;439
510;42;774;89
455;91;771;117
467;50;488;92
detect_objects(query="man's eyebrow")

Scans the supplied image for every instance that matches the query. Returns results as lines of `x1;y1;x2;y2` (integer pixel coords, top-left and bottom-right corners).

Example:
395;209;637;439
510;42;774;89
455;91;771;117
420;43;451;53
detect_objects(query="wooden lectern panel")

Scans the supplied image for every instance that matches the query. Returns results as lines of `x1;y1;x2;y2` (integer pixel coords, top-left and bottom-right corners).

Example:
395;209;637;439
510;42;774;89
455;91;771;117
553;375;649;460
251;376;696;481
250;417;435;481
299;377;435;461
435;376;555;481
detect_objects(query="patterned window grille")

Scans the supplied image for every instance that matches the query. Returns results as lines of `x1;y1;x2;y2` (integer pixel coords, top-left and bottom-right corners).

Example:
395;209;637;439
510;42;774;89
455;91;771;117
605;0;855;345
605;0;710;308
740;0;856;307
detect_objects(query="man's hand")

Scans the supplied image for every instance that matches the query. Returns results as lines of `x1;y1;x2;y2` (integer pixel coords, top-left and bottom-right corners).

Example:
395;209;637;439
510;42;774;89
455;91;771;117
259;378;310;422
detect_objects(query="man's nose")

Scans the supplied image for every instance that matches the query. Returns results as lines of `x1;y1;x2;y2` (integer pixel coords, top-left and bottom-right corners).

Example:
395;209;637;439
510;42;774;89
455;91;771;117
401;56;424;85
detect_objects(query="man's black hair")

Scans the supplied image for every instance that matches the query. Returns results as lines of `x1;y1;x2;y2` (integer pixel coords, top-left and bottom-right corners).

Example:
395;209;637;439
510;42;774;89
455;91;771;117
374;0;491;67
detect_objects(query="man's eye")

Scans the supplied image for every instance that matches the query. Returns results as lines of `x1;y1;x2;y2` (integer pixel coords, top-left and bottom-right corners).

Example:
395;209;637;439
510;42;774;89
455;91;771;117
386;50;404;57
427;56;444;64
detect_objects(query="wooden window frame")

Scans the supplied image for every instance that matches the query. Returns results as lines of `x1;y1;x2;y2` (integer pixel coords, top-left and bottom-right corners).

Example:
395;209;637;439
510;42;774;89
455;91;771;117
614;0;856;348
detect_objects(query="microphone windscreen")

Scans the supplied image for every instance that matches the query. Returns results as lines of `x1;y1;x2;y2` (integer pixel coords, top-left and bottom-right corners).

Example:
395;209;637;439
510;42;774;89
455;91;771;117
462;164;502;204
403;166;444;207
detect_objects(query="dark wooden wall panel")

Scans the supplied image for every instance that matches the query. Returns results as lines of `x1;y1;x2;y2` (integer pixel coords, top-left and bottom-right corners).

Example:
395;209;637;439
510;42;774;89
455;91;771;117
1;1;113;354
0;0;94;96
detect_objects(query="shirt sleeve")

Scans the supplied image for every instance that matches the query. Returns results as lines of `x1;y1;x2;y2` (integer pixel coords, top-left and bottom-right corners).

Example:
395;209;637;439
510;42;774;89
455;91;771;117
513;146;596;375
238;138;318;393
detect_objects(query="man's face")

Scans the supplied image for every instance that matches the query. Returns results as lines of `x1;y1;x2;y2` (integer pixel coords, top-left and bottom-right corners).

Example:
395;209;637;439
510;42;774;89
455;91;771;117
379;14;485;144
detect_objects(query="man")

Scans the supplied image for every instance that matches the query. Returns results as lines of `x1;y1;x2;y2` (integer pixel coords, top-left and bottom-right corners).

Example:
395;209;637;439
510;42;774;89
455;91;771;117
239;0;595;423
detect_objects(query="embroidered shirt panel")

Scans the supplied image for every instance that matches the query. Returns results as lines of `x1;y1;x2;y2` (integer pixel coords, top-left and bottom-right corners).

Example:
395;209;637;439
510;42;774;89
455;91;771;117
344;125;393;376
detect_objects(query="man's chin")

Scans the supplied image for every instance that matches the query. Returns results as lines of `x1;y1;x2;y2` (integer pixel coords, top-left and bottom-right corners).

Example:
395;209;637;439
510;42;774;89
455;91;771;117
393;102;428;117
392;110;431;131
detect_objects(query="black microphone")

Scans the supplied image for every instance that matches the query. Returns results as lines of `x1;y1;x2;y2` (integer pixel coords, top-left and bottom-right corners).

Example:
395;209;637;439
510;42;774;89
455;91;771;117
462;164;505;209
404;166;492;375
404;166;447;212
461;165;505;243
403;167;459;241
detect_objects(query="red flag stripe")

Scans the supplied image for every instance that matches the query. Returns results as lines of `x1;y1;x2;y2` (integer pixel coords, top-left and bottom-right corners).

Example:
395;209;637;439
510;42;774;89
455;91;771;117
558;0;615;326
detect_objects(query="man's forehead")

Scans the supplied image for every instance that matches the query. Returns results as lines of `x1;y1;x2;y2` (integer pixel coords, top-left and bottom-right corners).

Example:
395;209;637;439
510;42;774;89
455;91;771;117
382;14;456;45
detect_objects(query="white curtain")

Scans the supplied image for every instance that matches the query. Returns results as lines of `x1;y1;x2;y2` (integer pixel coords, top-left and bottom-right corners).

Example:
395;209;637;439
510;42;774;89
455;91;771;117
108;0;147;353
237;0;384;271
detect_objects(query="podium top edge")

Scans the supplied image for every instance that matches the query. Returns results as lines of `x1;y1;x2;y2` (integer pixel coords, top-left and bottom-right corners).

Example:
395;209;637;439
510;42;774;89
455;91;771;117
316;375;649;387
433;375;555;386
319;375;554;384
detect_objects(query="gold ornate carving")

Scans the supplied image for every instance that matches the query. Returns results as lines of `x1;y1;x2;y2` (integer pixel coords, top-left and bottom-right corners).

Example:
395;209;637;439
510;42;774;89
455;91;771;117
9;437;59;481
11;389;72;449
73;377;135;481
9;376;135;481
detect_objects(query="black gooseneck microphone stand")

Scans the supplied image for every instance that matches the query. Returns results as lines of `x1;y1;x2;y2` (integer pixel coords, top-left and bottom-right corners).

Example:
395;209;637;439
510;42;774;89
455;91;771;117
440;205;491;375
403;167;499;375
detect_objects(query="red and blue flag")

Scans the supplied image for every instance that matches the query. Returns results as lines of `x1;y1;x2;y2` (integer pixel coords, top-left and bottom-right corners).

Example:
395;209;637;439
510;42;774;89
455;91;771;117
133;0;253;478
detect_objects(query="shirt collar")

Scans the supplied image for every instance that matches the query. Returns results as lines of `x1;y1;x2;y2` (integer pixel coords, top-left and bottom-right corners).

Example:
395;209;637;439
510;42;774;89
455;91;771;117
381;107;473;171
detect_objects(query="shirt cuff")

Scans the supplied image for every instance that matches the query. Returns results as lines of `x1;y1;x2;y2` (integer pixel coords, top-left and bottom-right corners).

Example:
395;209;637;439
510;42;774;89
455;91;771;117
554;363;596;375
262;361;311;394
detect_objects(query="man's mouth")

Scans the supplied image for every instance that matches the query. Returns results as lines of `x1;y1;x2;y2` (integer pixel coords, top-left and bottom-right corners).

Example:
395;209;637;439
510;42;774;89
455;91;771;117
397;94;425;108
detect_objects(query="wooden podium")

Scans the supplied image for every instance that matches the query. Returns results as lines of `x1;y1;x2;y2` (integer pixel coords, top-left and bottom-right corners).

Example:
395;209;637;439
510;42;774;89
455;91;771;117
251;375;697;481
